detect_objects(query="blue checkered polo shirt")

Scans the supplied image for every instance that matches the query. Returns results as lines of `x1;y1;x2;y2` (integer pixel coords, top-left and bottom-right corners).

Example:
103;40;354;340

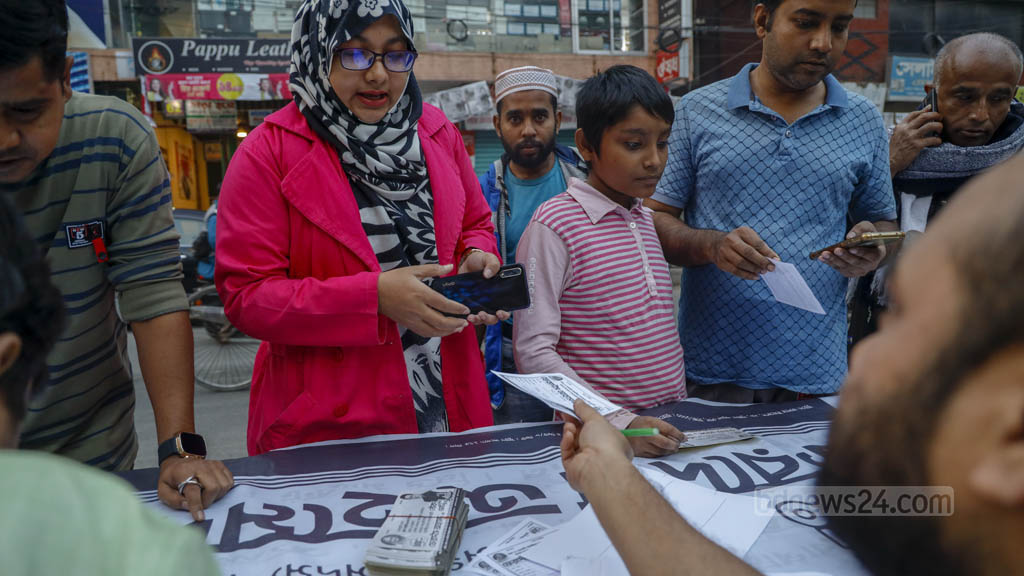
652;63;897;394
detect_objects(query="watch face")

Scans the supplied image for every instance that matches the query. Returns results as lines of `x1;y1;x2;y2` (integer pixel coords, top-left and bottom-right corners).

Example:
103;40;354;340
179;432;207;457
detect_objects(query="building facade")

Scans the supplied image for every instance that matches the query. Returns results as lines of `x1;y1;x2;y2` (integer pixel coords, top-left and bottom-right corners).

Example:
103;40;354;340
67;0;1024;209
71;0;681;208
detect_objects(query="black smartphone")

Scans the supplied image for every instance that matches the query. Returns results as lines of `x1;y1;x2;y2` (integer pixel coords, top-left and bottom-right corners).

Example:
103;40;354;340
927;88;939;113
431;264;531;316
923;89;940;137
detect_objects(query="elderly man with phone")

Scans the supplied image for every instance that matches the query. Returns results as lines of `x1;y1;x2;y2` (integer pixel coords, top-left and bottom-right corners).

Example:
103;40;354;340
646;0;897;403
849;33;1024;343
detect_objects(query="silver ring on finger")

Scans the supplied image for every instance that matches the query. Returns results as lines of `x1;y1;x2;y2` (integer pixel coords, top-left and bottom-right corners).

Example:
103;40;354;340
177;475;203;496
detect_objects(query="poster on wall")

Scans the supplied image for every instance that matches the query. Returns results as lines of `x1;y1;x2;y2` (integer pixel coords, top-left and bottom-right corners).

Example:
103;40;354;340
425;81;494;124
143;73;292;104
173;140;199;210
186;100;239;133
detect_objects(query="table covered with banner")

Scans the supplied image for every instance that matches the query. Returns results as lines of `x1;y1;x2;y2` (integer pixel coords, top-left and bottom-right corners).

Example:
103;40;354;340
121;399;867;576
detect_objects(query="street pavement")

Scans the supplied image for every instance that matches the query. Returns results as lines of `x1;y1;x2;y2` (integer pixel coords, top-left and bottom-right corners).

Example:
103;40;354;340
130;333;250;469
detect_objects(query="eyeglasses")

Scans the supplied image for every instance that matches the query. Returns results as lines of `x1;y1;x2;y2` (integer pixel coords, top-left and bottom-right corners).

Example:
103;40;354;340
336;48;417;73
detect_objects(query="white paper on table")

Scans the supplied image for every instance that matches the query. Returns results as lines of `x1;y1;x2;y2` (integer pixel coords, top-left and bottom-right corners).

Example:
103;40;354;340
760;260;826;315
522;469;774;571
660;478;773;559
491;372;622;416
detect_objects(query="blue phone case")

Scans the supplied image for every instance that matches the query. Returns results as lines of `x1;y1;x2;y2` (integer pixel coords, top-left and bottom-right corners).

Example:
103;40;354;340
431;264;531;316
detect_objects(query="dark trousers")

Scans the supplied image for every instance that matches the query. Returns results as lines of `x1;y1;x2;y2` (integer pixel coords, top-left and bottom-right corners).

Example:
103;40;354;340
492;337;554;424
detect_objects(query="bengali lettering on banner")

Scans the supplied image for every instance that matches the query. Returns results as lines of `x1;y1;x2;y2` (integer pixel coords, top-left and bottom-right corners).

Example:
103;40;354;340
656;50;681;85
186;100;238;133
121;399;869;576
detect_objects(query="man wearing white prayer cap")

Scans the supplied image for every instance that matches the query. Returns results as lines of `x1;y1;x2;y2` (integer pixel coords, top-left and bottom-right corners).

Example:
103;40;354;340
479;66;588;424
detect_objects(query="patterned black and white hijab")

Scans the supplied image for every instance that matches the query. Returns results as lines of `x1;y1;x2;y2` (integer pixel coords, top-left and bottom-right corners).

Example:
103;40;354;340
289;0;427;205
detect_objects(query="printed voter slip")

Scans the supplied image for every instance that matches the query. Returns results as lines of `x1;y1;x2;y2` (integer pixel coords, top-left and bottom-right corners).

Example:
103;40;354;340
677;427;754;449
759;259;825;315
491;372;621;416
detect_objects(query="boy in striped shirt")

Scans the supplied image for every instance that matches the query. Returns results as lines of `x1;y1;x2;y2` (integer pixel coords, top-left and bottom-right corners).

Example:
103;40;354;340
514;65;687;457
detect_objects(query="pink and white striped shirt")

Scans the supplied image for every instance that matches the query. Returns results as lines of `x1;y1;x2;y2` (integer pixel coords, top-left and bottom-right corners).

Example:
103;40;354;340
513;178;686;417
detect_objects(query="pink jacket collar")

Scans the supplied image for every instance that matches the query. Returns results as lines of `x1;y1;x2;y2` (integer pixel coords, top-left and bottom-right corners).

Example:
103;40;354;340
260;102;463;272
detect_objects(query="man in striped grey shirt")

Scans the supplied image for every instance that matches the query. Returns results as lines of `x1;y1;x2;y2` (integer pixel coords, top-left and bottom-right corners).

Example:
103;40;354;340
0;0;232;521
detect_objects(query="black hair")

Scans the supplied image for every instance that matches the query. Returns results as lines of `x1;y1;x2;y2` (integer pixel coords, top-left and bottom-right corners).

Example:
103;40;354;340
0;0;69;82
0;195;65;424
575;65;674;156
496;93;559;117
753;0;857;31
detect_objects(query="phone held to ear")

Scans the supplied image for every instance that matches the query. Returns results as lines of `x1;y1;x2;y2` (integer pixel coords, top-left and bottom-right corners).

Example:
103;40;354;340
925;88;939;114
923;89;941;138
431;264;531;317
809;231;906;260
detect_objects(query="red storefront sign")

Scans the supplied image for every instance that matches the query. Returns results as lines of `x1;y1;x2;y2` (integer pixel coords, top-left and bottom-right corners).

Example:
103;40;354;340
656;50;680;85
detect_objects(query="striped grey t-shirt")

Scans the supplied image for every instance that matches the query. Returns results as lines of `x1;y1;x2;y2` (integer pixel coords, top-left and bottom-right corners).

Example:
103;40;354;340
8;93;187;471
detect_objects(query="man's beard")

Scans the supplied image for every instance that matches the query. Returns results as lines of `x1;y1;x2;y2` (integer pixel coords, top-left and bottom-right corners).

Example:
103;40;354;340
502;136;557;170
763;37;833;92
819;395;965;576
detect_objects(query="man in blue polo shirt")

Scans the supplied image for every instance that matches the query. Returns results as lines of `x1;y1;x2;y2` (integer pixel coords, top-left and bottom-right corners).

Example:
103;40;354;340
647;0;898;401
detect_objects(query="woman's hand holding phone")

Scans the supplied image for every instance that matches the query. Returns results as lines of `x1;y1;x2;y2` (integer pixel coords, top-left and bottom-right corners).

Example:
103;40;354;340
377;264;471;337
457;250;511;326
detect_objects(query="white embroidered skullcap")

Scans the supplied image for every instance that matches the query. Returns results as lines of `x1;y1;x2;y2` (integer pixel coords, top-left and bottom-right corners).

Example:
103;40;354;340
494;66;559;105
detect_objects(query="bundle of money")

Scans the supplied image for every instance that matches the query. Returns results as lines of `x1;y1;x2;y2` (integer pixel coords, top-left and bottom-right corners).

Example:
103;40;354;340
365;488;470;576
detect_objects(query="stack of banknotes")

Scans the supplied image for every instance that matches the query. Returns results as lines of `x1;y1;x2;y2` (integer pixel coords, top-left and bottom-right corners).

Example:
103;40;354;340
365;488;470;576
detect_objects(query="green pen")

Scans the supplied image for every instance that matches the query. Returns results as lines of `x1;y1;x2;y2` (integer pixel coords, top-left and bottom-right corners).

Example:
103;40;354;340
621;428;660;438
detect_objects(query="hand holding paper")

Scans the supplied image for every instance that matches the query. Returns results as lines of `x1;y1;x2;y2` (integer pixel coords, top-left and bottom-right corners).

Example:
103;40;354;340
491;372;622;417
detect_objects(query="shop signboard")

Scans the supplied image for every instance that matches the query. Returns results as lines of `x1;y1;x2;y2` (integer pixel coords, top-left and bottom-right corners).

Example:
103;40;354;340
186;100;238;133
133;37;293;106
888;56;934;102
656;50;680;85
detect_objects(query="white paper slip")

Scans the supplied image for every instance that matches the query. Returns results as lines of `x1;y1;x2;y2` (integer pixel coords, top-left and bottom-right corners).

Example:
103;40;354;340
484;538;559;576
491;372;622;416
760;260;826;315
467;519;553;576
678;427;754;449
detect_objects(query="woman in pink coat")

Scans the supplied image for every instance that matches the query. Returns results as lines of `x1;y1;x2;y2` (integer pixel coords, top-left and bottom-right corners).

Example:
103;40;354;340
216;0;507;455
